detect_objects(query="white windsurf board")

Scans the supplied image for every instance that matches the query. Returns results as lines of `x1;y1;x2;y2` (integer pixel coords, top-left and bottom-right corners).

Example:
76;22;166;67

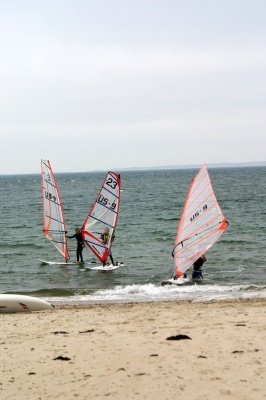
161;277;190;286
39;259;82;266
0;294;53;313
87;262;124;271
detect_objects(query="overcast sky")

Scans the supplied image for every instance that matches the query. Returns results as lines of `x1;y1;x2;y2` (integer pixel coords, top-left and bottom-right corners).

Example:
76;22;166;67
0;0;265;174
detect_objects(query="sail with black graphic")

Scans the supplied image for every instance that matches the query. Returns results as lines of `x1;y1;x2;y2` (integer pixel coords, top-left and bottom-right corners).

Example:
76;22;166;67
40;160;74;265
81;171;121;267
163;164;228;285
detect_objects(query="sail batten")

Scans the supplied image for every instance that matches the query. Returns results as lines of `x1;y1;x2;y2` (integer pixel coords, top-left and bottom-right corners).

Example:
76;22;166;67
102;186;119;199
41;160;69;261
49;239;66;245
43;179;57;187
90;216;114;227
81;171;121;262
182;209;225;239
44;229;66;233
45;217;65;225
43;196;61;205
173;164;228;277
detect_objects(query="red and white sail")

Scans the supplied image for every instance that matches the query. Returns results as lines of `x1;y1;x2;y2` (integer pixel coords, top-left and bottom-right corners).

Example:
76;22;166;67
81;171;121;263
173;164;228;277
41;160;69;260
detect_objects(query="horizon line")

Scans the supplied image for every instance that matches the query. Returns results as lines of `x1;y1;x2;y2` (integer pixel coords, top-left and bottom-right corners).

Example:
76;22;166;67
0;161;266;176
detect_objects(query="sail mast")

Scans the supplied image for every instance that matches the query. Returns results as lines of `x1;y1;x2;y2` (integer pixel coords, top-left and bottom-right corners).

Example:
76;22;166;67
41;160;69;261
81;171;121;262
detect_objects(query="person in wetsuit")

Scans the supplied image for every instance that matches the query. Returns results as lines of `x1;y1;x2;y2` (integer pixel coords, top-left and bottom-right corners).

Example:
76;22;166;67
66;227;85;263
192;254;206;279
100;227;115;266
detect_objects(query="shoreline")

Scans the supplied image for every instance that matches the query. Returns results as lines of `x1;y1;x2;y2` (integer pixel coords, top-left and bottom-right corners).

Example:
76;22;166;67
1;298;265;399
48;294;266;308
49;297;266;310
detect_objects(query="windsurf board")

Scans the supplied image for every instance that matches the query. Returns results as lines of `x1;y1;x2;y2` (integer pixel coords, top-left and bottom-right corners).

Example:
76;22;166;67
39;259;82;266
87;262;124;271
0;294;53;313
161;277;190;286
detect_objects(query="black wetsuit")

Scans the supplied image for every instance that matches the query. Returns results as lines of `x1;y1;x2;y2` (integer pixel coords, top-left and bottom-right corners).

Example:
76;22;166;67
192;256;205;279
67;233;84;263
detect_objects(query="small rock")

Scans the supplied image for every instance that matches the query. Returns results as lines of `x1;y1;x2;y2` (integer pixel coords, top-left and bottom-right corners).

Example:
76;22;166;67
166;334;191;341
53;356;71;361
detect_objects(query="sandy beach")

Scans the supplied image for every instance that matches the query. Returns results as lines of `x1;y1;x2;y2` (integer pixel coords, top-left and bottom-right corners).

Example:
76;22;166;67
0;299;265;400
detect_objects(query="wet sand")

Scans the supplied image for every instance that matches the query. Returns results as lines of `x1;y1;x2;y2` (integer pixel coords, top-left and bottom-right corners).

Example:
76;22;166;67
0;299;265;399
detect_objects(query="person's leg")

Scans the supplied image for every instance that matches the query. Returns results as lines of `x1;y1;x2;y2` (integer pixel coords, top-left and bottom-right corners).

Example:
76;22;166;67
192;269;202;279
80;247;84;263
109;251;115;265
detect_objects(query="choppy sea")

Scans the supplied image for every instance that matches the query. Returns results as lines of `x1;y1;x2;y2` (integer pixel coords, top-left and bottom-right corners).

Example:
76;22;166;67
0;166;265;305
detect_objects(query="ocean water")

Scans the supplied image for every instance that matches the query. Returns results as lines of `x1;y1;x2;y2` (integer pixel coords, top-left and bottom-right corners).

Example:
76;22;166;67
0;167;265;304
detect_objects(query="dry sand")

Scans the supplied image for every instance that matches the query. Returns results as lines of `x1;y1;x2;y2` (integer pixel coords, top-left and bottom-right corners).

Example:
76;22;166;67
0;299;265;400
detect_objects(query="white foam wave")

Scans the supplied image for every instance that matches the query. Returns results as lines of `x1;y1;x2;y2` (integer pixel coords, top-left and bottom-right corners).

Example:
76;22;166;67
47;283;266;305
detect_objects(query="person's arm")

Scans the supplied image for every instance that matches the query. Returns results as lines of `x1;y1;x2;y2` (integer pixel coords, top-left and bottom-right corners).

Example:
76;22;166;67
66;234;76;239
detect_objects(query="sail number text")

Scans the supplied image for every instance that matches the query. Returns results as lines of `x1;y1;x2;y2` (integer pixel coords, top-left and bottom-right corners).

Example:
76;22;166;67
45;191;56;202
98;195;117;210
106;177;118;190
190;204;208;222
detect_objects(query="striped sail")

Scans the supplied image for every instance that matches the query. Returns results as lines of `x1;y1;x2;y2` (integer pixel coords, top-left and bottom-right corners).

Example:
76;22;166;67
41;160;69;260
173;164;228;277
81;171;121;263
